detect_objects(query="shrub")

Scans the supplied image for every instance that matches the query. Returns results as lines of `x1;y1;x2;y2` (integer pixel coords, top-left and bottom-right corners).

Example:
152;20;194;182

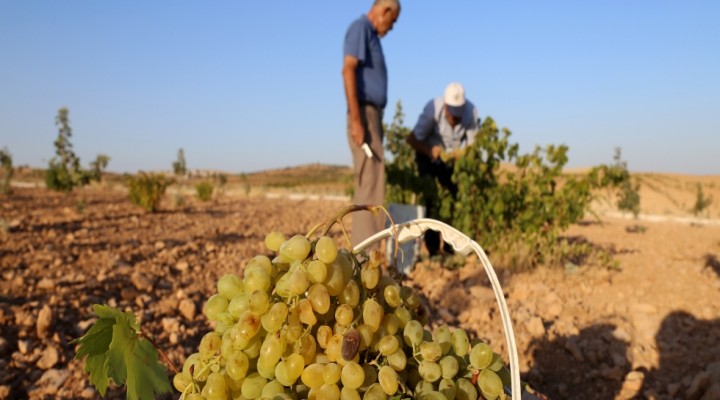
195;181;214;201
0;147;13;195
126;172;174;212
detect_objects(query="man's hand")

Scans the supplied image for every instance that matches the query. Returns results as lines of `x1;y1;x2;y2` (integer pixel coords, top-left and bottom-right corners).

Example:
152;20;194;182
439;147;466;163
350;119;365;147
431;145;443;161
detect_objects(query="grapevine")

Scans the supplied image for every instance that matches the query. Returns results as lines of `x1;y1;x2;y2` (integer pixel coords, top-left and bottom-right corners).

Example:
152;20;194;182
74;205;515;400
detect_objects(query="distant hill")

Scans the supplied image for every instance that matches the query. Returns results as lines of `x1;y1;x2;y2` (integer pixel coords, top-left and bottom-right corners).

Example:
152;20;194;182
241;163;351;188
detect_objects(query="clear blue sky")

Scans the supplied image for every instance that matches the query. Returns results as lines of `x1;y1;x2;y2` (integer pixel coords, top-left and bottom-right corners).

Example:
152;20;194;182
2;1;719;175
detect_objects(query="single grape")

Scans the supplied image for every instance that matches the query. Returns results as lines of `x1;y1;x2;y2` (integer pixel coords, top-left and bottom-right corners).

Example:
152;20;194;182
418;360;442;382
261;302;288;332
361;265;380;289
378;366;399;395
324;262;345;296
248;290;269;314
199;332;222;360
243;265;271;293
340;387;361;400
297;298;318;326
477;369;504;400
339;280;360;307
386;347;407;371
265;231;285;252
451;329;470;357
380;314;401;335
203;294;228;321
226;351;250;380
363;383;388;400
439;355;459;379
403;320;423;347
455;378;478;400
241;372;267;399
362;298;383;332
307;259;328;283
202;372;228;400
227;293;250;318
420;341;443;362
246;254;274;275
317;383;341;400
378;335;399;355
295;332;317;365
433;324;452;355
315;236;338;264
217;274;244;300
281;234;311;261
383;284;402;308
261;379;286;398
341;362;365;389
324;362;342;384
172;372;192;392
438;378;457;399
469;342;493;369
316;324;332;349
335;304;354;326
307;283;331;314
301;363;326;389
288;267;310;295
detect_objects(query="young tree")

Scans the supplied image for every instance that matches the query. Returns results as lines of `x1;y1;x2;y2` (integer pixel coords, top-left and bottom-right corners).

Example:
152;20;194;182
46;108;83;191
692;183;713;217
172;148;187;177
89;154;111;183
606;148;641;218
0;147;13;194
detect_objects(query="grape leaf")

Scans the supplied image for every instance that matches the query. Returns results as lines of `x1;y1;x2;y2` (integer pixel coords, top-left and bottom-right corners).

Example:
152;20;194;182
71;304;172;400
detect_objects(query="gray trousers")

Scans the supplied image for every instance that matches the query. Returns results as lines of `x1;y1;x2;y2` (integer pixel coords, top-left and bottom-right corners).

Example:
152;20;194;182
347;105;385;247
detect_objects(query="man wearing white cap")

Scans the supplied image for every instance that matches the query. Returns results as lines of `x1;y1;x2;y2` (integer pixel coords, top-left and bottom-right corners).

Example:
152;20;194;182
406;82;480;255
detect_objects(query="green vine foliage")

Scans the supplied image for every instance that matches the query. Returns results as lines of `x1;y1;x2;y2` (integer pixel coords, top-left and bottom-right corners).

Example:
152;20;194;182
384;101;436;206
385;103;622;270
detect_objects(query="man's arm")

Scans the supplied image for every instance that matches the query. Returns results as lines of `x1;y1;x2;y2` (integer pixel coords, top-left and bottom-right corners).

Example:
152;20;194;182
342;55;364;147
406;133;442;160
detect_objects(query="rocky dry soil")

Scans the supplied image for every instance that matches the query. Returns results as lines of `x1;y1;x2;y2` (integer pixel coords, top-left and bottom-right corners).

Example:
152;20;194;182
1;187;719;400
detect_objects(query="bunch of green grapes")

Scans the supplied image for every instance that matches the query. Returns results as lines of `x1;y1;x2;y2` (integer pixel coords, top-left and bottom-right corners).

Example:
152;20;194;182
173;230;510;400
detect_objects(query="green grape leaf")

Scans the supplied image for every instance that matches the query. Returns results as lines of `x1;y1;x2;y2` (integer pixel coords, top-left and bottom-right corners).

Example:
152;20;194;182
71;304;172;400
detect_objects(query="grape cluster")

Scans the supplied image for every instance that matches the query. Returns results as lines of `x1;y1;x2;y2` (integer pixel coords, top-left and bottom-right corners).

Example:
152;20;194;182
173;232;510;400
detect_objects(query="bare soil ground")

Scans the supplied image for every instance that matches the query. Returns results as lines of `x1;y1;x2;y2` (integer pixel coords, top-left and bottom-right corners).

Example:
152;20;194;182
1;183;719;399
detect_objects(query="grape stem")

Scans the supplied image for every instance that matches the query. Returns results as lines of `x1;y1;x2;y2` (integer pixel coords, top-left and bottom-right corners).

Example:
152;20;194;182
139;331;180;374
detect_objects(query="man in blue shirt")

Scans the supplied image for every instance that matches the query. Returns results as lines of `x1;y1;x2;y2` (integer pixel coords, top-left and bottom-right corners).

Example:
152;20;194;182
342;0;401;246
407;82;480;256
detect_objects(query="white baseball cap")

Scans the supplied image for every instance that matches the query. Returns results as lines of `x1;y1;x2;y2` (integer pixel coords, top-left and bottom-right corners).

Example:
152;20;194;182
444;82;466;107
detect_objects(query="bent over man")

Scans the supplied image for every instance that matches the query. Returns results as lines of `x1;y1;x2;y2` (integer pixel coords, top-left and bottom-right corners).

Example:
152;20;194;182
406;82;480;256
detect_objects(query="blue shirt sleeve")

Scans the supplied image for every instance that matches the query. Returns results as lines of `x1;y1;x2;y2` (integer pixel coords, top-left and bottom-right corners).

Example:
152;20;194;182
344;18;367;63
412;100;437;142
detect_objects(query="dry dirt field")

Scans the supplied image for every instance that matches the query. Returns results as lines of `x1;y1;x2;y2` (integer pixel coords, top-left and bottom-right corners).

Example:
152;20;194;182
1;173;719;400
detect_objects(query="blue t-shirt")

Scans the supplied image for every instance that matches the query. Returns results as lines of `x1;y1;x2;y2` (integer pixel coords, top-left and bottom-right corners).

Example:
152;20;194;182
344;14;388;110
